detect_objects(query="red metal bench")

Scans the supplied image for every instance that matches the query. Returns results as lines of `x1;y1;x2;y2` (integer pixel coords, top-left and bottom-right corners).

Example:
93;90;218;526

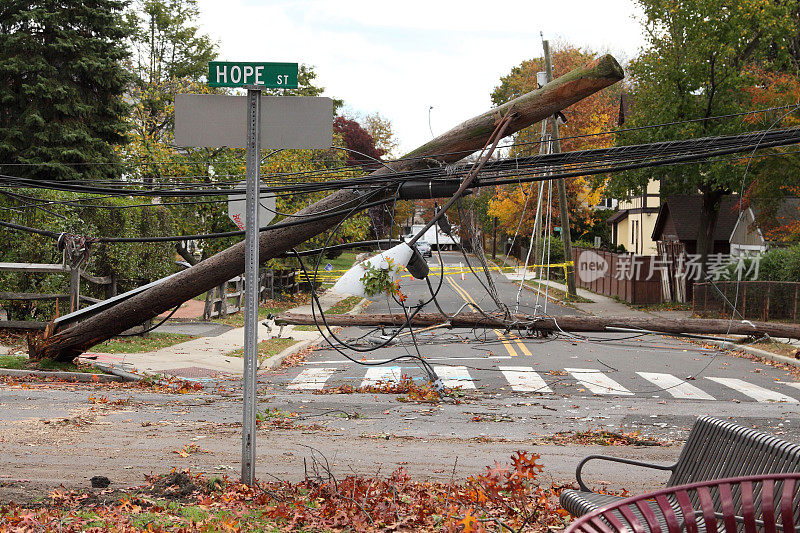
565;472;800;532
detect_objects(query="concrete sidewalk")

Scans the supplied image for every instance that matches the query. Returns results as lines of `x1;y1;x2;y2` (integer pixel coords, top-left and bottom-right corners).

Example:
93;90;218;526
80;291;363;381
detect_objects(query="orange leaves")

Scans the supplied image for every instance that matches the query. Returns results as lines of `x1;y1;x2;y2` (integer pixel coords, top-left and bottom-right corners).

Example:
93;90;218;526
742;66;800;127
457;509;483;532
0;453;570;532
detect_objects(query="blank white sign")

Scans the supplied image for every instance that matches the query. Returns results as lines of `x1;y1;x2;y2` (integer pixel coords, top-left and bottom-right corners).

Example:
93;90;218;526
174;94;332;149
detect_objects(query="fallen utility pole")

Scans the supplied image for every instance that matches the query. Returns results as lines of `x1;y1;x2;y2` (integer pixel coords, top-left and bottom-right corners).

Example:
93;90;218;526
34;55;624;361
274;312;800;340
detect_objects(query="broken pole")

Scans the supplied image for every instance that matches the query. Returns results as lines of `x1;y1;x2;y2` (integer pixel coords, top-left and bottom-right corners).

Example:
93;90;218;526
274;312;800;340
34;55;624;361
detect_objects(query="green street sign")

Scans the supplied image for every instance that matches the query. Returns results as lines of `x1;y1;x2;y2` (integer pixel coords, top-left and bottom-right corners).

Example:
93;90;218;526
208;61;298;88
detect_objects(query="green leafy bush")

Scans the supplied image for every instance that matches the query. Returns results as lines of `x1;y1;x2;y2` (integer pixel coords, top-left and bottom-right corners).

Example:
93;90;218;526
0;190;175;320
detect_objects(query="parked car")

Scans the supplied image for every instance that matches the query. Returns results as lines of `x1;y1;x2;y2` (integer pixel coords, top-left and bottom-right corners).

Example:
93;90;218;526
415;240;432;258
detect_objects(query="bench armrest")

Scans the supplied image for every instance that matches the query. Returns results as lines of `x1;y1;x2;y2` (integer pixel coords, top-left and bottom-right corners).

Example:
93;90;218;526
576;455;677;492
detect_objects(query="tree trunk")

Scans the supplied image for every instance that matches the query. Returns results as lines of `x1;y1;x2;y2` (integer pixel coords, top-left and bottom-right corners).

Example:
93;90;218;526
275;311;800;339
34;55;624;361
696;189;724;279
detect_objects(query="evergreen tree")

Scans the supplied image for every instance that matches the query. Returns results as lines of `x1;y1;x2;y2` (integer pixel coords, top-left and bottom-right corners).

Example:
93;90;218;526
0;0;133;181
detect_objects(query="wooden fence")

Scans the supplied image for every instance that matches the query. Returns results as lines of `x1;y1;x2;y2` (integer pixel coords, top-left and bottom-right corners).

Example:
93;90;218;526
203;269;299;319
693;281;800;323
0;262;115;330
571;247;664;305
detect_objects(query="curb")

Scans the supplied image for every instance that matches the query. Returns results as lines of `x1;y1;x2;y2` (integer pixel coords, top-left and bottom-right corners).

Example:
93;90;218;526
0;368;122;382
704;339;800;369
85;361;144;382
260;339;312;370
259;297;370;370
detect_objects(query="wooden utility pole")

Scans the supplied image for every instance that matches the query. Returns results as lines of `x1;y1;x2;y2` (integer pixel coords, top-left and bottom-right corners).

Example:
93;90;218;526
34;55;624;361
491;217;497;259
543;39;577;297
275;311;800;339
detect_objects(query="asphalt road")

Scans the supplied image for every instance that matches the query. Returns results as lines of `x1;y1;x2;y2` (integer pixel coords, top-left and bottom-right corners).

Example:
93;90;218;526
274;252;800;408
3;251;800;499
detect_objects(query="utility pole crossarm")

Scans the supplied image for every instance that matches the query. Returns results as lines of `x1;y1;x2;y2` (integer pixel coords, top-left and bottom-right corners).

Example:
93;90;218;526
34;55;624;361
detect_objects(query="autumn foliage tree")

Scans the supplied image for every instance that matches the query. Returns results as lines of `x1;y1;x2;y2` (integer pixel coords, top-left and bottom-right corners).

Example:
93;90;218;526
488;44;623;253
333;115;400;239
739;67;800;244
610;0;799;272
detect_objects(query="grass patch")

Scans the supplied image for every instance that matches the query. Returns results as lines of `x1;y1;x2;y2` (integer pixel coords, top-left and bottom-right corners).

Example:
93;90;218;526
92;333;196;354
226;337;298;362
0;355;27;370
753;340;800;359
212;295;309;328
315;251;358;273
0;355;104;373
633;301;693;312
326;295;364;315
524;280;592;303
293;295;365;331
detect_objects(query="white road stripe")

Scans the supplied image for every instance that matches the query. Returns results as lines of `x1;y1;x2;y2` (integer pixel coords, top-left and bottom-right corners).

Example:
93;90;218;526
565;368;634;395
637;372;715;400
433;366;475;389
706;377;799;403
499;366;552;393
288;368;336;390
361;366;402;388
303;356;512;364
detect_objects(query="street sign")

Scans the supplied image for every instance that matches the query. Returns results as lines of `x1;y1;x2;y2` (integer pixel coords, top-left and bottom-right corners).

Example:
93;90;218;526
175;74;332;487
228;180;275;230
209;61;298;88
174;94;332;149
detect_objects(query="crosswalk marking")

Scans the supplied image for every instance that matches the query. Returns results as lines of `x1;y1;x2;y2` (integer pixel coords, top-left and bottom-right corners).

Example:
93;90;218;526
288;368;336;390
433;366;475;389
565;368;634;395
637;372;715;400
361;366;402;388
499;366;551;393
288;366;799;403
706;377;799;403
782;382;800;393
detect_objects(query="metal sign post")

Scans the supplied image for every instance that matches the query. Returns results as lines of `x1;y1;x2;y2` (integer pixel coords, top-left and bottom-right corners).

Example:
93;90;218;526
174;60;331;486
241;87;261;485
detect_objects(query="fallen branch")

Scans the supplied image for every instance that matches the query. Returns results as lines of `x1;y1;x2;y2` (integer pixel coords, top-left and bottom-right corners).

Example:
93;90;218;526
274;312;800;339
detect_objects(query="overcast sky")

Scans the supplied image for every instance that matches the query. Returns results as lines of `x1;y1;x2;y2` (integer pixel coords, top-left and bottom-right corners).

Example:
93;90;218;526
195;0;647;156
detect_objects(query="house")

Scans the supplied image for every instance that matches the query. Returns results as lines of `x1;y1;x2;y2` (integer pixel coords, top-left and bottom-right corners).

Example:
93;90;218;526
607;179;661;254
729;198;800;255
651;194;741;255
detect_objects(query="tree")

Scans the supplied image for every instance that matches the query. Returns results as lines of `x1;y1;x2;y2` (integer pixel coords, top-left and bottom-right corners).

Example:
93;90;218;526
610;0;797;272
333;116;386;169
127;0;217;86
739;66;800;243
124;0;218;187
363;112;399;159
332;115;391;238
0;0;132;181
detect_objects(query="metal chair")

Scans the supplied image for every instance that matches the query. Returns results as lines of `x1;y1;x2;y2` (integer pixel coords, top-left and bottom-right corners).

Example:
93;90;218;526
565;472;800;533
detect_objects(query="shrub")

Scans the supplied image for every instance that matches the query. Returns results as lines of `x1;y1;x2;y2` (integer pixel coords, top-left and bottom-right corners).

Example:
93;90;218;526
0;190;175;320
